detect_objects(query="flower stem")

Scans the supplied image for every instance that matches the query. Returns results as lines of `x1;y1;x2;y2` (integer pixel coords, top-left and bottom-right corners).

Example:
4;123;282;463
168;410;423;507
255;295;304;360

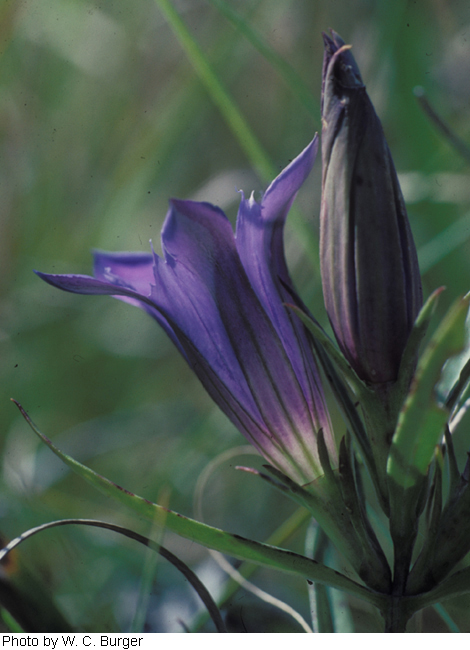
383;598;411;633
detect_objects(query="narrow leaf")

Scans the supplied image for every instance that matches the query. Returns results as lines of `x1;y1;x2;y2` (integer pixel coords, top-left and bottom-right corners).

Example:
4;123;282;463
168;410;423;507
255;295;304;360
288;305;369;397
287;306;388;511
11;400;384;608
387;295;470;490
445;355;470;411
444;425;460;497
432;603;460;633
406;565;470;614
0;519;227;633
153;0;275;182
191;507;311;632
394;287;444;396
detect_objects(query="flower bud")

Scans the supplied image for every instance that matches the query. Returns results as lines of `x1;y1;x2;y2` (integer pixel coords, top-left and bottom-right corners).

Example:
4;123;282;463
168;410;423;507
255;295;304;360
320;32;422;385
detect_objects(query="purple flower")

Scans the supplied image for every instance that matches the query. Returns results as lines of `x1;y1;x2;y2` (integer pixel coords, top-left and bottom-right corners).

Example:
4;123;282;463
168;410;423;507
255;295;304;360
36;139;336;486
320;32;422;385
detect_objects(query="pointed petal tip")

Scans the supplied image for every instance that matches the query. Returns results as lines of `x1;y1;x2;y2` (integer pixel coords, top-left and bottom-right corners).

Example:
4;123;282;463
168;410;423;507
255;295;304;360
236;187;246;202
167;197;185;216
168;197;206;211
310;132;319;155
168;197;204;218
35;269;85;291
167;197;180;209
35;270;126;297
261;137;318;213
241;190;257;208
34;269;64;286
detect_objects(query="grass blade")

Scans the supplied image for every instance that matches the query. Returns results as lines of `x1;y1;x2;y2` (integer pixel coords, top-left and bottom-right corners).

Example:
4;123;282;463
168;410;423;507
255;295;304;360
0;519;227;633
206;0;319;119
154;0;275;181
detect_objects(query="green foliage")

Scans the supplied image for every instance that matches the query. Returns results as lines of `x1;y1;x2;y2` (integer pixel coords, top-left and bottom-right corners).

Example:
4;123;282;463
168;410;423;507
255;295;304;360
10;401;385;609
388;295;470;490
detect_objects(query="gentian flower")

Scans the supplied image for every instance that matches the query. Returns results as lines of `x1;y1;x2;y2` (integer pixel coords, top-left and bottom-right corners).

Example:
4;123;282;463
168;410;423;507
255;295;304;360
320;32;422;386
36;138;337;487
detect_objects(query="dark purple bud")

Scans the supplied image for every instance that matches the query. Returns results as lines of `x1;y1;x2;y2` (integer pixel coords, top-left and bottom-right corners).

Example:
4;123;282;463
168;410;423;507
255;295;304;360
320;31;422;385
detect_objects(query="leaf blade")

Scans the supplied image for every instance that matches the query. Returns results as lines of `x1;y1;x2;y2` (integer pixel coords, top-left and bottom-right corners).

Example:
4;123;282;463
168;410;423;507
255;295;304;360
11;400;384;608
387;295;470;490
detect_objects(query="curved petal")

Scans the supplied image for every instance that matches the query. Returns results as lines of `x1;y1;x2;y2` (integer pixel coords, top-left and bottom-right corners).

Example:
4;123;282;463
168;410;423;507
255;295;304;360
236;137;318;298
235;139;317;364
34;269;186;359
262;136;318;244
92;250;160;318
93;251;154;295
34;271;136;297
154;201;261;421
90;250;187;352
235;138;335;463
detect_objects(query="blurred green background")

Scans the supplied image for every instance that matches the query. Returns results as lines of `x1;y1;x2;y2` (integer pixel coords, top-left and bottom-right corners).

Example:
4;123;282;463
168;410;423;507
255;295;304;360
1;0;470;633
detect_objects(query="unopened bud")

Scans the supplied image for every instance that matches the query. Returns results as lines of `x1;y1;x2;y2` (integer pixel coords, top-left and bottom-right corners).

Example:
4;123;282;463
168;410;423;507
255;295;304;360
320;31;422;385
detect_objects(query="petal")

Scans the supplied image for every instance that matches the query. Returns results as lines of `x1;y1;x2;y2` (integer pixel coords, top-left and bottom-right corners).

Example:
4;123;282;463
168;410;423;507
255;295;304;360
34;271;136;297
262;136;318;238
151;199;324;481
154;201;259;417
236;137;317;318
91;250;185;350
92;250;157;314
34;269;186;359
93;251;154;296
235;138;335;461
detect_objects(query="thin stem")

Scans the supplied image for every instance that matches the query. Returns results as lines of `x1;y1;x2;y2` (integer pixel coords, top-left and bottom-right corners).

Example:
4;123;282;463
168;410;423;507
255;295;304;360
383;598;411;633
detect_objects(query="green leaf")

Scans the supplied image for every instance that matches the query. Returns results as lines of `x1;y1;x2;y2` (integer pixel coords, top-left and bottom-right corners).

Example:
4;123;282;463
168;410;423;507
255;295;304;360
288;305;369;397
386;296;469;592
287;305;389;512
443;425;461;499
1;610;25;633
387;295;470;490
1;519;227;633
394;287;444;397
191;507;311;632
11;400;385;609
445;355;470;411
405;565;470;615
